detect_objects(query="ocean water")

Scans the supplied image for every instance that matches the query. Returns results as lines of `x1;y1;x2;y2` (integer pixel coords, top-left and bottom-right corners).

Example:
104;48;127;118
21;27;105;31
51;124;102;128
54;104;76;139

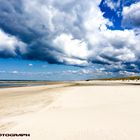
0;83;43;88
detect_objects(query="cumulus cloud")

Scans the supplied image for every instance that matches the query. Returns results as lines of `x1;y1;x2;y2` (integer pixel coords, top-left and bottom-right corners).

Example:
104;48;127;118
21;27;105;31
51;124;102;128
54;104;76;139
52;33;89;66
0;0;140;74
0;29;27;58
122;1;140;28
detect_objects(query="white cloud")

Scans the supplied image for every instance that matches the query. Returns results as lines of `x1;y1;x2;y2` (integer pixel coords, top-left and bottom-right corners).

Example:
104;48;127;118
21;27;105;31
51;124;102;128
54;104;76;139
53;33;89;65
62;68;113;77
11;70;19;74
28;63;33;66
119;71;136;76
86;29;140;64
0;29;27;57
122;2;140;28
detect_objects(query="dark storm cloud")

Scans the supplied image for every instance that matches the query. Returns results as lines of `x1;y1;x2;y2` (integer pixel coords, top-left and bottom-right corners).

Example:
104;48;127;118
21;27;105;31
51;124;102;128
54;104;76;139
0;0;140;75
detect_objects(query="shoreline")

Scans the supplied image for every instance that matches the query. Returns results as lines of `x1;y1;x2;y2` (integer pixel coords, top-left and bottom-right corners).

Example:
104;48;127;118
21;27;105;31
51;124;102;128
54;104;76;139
0;79;140;89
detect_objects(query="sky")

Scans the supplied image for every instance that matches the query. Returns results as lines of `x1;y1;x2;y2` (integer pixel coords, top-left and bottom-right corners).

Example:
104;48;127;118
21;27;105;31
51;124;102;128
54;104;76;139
0;0;140;80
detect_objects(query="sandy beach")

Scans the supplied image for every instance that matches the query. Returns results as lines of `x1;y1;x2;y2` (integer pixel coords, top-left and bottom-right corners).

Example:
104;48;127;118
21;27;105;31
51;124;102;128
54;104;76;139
0;81;140;140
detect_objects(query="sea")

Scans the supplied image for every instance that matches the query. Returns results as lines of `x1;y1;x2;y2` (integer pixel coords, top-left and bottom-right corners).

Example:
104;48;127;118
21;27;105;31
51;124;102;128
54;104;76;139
0;80;46;88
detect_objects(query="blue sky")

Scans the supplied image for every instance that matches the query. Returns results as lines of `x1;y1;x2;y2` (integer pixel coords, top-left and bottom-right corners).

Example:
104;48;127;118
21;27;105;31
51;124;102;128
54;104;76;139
0;58;110;80
0;0;140;80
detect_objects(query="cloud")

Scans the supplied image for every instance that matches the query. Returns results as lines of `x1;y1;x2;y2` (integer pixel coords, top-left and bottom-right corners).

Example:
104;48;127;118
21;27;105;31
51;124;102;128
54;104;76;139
28;63;33;66
11;70;19;74
55;68;114;79
0;0;107;65
122;1;140;28
119;71;136;77
52;33;89;66
0;0;140;75
0;29;27;58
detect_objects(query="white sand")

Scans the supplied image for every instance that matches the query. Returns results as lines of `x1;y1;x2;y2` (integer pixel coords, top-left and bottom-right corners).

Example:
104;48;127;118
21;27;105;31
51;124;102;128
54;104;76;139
0;81;140;140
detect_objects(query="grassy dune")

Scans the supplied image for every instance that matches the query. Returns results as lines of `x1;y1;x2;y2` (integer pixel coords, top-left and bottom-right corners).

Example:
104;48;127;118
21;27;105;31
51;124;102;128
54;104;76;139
87;76;140;81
